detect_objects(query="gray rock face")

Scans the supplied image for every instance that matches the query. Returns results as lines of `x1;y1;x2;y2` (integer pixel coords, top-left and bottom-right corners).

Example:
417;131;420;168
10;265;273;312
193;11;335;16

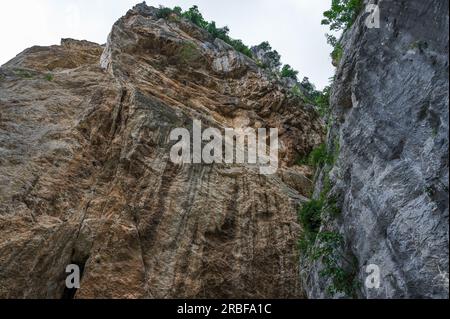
302;0;449;298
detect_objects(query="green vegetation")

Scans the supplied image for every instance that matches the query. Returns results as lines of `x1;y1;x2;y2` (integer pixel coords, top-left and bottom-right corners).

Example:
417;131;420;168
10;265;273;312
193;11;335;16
409;40;429;53
313;232;359;297
258;41;271;52
297;179;341;248
322;0;363;65
156;5;253;58
296;1;365;297
298;198;357;297
297;142;336;168
314;86;331;117
156;5;176;19
280;64;299;80
289;85;306;100
299;199;323;239
331;43;343;65
290;85;302;96
156;5;300;73
425;185;435;198
263;50;282;70
225;38;253;57
155;5;182;19
44;73;54;81
296;137;354;297
308;143;333;167
181;5;208;28
432;127;438;137
321;0;363;31
298;192;337;255
291;78;331;118
206;21;229;40
14;68;33;79
297;141;340;226
157;5;328;119
253;41;288;77
256;59;266;69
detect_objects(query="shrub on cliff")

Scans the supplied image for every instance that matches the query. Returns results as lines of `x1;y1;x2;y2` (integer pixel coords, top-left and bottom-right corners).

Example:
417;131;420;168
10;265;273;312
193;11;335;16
314;86;331;117
298;78;331;117
173;6;182;15
252;42;282;70
182;5;208;28
308;143;331;167
258;41;271;52
301;77;316;96
206;21;230;40
321;0;363;31
226;38;252;57
330;43;343;65
280;64;299;80
175;6;253;58
156;6;174;19
158;6;310;83
322;0;363;65
299;198;323;237
156;5;183;20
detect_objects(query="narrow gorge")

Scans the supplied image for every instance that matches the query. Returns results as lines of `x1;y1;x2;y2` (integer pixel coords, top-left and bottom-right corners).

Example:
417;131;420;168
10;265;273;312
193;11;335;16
0;1;448;299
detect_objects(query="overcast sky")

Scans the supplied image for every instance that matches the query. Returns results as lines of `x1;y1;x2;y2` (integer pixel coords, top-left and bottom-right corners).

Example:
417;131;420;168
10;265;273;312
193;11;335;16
0;0;335;89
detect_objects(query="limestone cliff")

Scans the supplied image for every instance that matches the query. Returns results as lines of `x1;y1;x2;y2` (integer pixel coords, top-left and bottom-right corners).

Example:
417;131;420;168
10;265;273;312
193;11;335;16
1;1;448;300
301;0;449;299
0;4;323;298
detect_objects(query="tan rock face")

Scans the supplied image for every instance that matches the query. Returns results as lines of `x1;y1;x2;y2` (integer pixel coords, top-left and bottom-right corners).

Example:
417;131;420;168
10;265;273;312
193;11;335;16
0;4;323;298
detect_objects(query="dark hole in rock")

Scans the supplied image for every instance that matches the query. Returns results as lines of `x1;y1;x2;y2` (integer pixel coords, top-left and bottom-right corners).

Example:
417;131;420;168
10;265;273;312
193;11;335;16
61;257;87;299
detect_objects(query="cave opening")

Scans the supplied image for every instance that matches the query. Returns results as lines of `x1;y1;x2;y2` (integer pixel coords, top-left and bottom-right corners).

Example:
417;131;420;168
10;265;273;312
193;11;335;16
61;260;86;300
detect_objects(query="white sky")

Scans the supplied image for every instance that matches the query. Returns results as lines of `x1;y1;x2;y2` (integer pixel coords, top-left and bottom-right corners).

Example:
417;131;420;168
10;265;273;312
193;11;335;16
0;0;335;89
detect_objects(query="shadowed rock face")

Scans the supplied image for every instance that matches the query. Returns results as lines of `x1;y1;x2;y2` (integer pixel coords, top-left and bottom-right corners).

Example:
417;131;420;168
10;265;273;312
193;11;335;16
302;0;449;299
0;4;323;298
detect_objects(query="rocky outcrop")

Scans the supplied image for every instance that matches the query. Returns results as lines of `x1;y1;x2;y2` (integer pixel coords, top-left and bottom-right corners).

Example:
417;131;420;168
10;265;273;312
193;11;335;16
301;0;449;298
0;4;323;298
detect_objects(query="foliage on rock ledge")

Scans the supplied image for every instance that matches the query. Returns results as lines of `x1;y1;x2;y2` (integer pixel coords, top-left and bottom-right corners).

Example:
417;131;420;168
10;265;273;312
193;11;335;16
157;5;253;58
156;5;312;94
296;138;360;298
322;0;363;65
322;0;363;31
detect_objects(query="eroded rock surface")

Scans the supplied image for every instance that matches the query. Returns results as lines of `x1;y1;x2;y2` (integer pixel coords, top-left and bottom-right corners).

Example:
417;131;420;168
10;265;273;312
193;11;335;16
302;0;449;299
0;4;323;298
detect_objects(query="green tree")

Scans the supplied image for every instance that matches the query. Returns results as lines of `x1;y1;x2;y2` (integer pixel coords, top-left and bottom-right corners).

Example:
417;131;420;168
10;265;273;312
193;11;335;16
258;41;272;52
206;21;230;41
253;42;282;70
156;6;174;19
301;77;316;96
321;0;363;31
314;86;331;117
298;198;324;237
173;6;182;15
280;64;299;80
227;38;252;57
182;5;208;28
321;0;362;65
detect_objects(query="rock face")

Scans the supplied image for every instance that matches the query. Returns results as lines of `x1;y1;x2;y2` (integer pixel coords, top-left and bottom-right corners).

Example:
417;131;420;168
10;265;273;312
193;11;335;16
0;4;323;298
302;0;449;298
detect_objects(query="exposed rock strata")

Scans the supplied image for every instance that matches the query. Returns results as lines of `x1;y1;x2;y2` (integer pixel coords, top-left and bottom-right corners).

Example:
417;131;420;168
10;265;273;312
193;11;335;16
301;0;449;299
0;4;323;298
